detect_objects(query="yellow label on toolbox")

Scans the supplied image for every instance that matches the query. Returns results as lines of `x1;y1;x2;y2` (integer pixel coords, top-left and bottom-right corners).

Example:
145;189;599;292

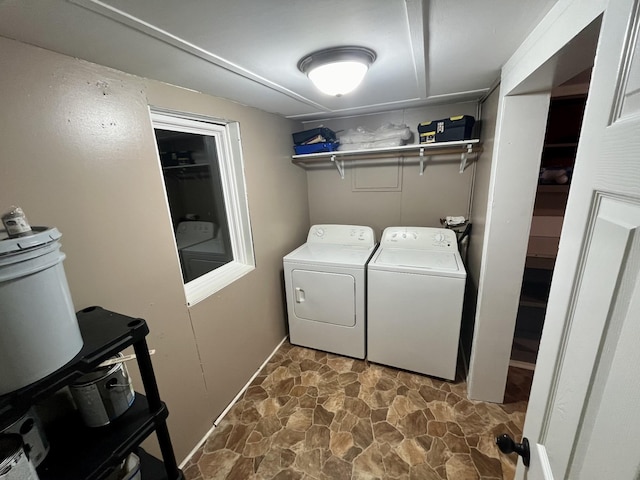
419;132;436;143
450;115;464;121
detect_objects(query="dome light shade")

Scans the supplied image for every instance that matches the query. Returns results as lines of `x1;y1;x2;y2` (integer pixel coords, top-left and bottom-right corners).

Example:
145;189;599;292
307;61;368;96
298;46;376;97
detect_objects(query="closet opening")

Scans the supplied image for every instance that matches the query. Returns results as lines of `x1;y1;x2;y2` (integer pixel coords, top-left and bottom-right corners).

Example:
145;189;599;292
510;71;591;371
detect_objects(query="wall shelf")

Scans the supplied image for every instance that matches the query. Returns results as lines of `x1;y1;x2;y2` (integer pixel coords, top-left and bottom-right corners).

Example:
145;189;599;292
536;184;570;193
291;140;482;179
162;163;209;170
543;143;578;149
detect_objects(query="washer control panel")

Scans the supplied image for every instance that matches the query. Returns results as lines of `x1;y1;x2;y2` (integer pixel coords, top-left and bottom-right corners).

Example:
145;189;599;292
380;226;457;250
307;224;376;247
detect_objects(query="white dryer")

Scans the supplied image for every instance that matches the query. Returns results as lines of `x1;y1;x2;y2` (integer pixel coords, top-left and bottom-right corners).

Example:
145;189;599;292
181;234;229;282
283;225;377;359
175;221;216;282
175;221;215;250
367;226;466;380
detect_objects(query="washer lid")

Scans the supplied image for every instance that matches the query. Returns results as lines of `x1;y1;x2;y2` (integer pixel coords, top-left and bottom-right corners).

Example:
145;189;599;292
284;243;376;267
370;248;466;278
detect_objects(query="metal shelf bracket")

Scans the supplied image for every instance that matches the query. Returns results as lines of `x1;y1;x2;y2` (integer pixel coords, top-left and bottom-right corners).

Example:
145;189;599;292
331;154;345;179
419;147;427;175
459;143;474;173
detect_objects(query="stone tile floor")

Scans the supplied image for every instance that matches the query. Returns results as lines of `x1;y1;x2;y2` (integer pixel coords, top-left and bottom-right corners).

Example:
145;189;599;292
183;342;533;480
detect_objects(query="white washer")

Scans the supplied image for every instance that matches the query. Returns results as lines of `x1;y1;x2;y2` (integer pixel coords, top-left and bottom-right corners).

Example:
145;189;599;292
367;226;466;380
283;225;377;359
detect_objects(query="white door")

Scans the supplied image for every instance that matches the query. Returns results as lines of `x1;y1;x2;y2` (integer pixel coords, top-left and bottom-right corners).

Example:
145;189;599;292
517;0;640;478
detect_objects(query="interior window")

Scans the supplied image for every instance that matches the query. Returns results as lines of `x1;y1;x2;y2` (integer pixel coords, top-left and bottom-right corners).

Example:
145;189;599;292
150;109;255;305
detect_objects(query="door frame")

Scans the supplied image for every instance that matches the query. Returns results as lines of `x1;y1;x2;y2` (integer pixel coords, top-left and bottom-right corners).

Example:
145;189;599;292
467;0;606;403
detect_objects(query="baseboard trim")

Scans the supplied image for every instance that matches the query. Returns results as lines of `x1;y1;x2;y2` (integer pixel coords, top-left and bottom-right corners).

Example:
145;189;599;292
179;335;288;468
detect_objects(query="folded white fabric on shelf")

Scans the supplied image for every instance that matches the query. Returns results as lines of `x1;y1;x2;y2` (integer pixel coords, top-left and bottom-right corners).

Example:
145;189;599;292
445;216;466;226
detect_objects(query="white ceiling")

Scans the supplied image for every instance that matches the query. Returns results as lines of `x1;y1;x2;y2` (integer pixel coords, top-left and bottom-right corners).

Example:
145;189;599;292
0;0;558;121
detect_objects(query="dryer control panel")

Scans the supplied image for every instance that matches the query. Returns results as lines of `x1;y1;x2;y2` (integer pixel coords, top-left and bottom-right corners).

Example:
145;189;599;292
175;221;216;249
307;224;376;247
380;226;457;250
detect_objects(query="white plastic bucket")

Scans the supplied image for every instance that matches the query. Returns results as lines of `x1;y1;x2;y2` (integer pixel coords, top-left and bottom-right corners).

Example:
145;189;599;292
0;227;83;395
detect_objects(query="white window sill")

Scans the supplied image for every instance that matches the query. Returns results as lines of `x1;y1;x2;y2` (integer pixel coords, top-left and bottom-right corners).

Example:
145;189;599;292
185;261;255;306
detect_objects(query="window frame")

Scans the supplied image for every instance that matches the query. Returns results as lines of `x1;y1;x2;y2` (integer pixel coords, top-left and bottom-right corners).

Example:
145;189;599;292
150;107;255;306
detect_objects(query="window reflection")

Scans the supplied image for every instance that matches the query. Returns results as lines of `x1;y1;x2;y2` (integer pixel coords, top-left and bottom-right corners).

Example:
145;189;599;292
155;130;233;282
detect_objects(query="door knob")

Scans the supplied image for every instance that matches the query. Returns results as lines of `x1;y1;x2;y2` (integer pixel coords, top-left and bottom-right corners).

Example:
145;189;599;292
496;433;530;467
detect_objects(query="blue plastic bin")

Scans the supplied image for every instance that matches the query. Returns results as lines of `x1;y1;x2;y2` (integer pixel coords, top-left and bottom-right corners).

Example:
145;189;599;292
293;142;339;155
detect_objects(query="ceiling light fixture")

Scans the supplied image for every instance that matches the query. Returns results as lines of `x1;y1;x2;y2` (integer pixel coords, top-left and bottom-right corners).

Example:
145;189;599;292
298;46;377;97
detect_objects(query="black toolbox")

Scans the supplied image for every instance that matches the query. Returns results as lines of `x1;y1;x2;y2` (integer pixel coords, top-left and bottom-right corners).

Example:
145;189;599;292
418;115;475;144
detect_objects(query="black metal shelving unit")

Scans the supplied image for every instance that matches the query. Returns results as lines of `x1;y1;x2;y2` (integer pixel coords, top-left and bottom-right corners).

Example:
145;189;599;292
0;306;183;480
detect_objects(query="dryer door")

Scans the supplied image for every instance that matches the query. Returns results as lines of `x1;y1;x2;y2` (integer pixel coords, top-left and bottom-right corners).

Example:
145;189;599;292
291;269;355;326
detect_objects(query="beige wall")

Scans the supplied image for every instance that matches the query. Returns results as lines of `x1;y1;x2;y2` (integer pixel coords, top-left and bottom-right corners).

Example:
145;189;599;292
302;104;478;238
0;36;309;460
461;87;500;362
